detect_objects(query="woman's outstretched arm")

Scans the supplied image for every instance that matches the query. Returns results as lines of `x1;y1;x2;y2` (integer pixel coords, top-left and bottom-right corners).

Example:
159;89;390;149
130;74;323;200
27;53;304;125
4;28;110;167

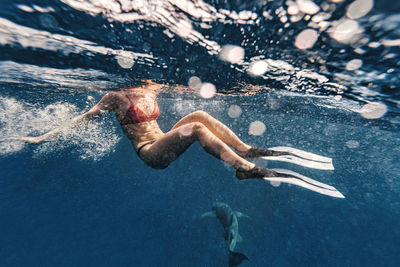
5;92;118;144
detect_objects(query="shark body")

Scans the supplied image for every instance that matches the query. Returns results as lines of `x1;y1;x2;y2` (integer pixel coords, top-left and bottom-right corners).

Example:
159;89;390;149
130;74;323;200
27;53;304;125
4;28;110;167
202;202;249;267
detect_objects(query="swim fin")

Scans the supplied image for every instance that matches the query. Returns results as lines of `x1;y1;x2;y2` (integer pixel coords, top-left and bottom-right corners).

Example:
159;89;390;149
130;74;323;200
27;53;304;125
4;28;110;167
263;168;345;198
261;146;334;170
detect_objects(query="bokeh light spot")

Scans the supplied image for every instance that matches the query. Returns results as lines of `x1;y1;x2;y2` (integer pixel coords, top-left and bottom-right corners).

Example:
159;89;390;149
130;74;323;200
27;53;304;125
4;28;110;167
199;83;216;99
249;121;266;136
329;19;362;44
347;0;374;20
116;55;134;69
295;29;319;50
248;60;268;76
228;105;242;118
296;0;320;15
218;45;245;64
334;95;342;101
188;76;202;89
270;181;281;187
359;102;387;119
346;59;363;71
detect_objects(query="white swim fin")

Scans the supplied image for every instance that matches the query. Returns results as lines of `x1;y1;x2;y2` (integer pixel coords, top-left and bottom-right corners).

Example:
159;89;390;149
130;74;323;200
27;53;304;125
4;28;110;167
263;168;345;198
261;146;334;170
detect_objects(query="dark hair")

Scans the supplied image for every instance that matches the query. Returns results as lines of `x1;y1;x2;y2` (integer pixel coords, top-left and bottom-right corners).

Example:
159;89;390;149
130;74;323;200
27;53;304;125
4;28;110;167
109;79;174;92
109;79;148;91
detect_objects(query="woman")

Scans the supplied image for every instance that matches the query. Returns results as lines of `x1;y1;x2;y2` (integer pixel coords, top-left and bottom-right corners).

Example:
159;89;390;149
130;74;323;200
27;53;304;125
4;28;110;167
3;80;331;182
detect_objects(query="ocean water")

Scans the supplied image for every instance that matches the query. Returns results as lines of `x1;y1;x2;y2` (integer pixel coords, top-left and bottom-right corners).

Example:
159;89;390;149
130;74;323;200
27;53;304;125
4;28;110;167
0;0;399;266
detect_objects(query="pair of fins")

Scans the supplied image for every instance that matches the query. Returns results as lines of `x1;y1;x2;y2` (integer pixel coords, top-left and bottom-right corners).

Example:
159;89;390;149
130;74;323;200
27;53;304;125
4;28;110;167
258;146;344;199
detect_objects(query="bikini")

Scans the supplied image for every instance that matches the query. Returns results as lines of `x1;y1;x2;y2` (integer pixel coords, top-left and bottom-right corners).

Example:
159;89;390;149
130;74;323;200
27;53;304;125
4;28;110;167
119;93;160;155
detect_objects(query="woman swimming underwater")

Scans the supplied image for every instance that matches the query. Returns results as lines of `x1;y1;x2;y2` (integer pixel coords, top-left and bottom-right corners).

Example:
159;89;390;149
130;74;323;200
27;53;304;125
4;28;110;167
2;80;344;197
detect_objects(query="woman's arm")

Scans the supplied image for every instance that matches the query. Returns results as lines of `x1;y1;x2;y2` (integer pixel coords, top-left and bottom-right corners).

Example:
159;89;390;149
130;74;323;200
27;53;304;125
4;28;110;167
9;92;118;144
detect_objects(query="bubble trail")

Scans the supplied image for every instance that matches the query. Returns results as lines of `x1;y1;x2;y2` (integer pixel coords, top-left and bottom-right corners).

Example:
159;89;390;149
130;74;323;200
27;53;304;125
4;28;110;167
0;96;120;161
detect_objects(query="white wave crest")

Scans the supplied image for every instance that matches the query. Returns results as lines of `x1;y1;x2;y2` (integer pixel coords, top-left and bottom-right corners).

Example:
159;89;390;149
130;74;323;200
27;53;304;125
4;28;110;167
0;17;155;66
0;61;125;89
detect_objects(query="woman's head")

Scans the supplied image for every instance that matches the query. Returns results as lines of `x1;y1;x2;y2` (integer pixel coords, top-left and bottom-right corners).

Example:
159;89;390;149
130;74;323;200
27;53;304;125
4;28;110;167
141;79;162;90
117;79;163;92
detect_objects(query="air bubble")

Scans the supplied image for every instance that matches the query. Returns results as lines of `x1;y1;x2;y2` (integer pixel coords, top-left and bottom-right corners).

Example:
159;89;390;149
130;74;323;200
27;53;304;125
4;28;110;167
329;19;362;44
295;29;319;50
116;55;134;69
287;4;300;15
248;60;268;76
346;59;363;71
346;140;359;148
359;102;387;119
17;4;35;12
218;45;245;64
347;0;374;19
199;83;216;99
270;181;281;187
249;121;266;136
188;76;202;89
296;0;320;15
228;105;242;118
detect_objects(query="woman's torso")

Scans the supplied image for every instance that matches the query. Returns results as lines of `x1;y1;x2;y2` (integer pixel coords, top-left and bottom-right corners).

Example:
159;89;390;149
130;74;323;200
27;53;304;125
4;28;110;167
113;89;164;150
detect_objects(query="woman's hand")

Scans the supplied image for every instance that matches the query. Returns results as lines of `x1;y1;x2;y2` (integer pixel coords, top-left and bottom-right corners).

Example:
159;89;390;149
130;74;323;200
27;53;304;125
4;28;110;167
19;136;44;144
0;136;44;144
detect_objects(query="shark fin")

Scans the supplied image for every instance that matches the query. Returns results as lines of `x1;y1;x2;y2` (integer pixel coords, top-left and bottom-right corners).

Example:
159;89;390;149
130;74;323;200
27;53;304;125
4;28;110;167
237;233;243;243
200;211;215;219
229;251;249;267
235;211;250;219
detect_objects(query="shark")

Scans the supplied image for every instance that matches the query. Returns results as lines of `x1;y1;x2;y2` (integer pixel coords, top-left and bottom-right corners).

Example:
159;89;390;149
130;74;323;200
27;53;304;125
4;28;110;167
201;202;249;267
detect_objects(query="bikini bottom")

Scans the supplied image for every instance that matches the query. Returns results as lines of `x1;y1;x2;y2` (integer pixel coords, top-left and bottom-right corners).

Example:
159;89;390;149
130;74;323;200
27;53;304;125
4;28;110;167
135;140;156;157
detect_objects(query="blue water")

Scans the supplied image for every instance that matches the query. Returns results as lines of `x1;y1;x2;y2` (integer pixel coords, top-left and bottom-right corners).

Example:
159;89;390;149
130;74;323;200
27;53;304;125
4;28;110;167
1;0;399;266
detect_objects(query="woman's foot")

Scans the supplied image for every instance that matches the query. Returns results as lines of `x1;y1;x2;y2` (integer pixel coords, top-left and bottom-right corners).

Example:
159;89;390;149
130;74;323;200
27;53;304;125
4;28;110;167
236;166;291;180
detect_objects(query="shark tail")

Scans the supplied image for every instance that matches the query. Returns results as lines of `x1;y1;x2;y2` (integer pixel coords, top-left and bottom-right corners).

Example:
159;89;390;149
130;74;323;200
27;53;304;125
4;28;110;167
229;250;249;267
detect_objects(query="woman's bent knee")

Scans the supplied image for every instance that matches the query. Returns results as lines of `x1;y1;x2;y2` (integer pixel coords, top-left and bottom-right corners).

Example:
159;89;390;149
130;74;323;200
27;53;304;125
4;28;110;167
192;110;210;119
191;122;208;136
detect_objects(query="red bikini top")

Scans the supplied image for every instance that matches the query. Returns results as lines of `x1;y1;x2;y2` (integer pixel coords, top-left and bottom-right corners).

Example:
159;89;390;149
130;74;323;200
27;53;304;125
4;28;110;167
119;95;160;125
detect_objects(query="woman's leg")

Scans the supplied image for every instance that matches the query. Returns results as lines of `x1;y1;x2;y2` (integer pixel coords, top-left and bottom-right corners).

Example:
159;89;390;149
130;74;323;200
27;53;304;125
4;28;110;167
171;111;297;160
171;111;251;153
139;122;255;171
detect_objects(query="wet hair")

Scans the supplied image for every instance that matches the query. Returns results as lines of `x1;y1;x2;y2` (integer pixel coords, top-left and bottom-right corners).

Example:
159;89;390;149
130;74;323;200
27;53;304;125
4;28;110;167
108;79;176;92
110;79;153;91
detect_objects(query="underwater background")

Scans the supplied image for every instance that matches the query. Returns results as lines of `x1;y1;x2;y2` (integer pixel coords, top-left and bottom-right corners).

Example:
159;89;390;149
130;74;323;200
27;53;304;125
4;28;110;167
0;0;399;266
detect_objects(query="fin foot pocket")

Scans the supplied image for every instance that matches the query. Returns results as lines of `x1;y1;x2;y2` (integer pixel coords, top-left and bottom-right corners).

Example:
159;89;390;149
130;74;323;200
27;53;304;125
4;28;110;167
236;166;283;180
